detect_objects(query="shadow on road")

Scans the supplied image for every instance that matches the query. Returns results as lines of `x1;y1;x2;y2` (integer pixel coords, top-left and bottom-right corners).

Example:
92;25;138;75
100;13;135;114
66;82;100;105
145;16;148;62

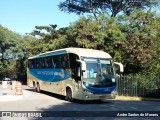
22;86;160;120
23;85;112;104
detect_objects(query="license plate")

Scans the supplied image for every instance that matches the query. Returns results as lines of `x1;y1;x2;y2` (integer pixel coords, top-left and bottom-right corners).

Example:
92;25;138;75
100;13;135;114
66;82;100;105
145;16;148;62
99;96;105;99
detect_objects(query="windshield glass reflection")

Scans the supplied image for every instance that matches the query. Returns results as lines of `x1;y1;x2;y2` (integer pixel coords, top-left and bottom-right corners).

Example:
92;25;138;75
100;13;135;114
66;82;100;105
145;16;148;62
82;58;115;87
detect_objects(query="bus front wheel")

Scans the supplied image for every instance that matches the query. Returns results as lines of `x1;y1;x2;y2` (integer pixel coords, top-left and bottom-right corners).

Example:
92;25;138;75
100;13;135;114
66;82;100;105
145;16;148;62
66;88;73;102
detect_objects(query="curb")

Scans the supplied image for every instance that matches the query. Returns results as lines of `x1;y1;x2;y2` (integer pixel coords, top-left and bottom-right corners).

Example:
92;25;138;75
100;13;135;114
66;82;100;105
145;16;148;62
115;96;160;101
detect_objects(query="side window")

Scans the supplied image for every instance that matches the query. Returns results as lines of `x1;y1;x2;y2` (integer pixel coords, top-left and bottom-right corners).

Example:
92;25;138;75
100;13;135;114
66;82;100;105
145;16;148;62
61;54;69;69
45;57;53;68
54;56;61;68
51;56;57;68
28;54;70;69
53;54;69;69
28;60;33;69
33;59;37;68
38;58;45;68
29;59;37;69
35;59;38;68
45;57;60;68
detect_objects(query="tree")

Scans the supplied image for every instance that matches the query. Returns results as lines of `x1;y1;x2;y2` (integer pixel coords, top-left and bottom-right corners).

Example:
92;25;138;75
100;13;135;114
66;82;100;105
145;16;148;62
66;14;125;56
0;25;27;79
117;10;160;75
30;24;58;40
66;16;104;49
58;0;160;18
29;24;69;53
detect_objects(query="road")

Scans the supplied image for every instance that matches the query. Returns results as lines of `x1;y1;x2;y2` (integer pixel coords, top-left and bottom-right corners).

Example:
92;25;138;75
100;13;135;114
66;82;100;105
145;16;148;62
0;85;160;120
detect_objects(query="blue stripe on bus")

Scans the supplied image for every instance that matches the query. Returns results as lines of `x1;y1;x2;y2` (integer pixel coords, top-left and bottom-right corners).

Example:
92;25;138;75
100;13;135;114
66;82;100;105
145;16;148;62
31;50;67;59
29;68;71;82
82;83;116;94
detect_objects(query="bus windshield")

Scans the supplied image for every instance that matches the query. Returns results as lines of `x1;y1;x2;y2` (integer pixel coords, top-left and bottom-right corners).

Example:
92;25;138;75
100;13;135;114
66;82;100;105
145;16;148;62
82;58;116;87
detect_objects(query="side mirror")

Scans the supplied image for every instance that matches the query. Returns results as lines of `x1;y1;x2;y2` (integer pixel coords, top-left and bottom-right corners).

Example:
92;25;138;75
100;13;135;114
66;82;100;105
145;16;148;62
81;61;86;71
114;62;124;73
77;67;80;77
76;60;86;71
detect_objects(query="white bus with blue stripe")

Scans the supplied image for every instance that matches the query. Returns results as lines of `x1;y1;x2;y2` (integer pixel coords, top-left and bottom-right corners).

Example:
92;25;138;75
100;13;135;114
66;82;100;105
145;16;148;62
27;48;123;101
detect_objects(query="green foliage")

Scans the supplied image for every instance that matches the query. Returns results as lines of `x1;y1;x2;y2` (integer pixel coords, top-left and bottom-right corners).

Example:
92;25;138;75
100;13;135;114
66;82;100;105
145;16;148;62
29;24;69;54
126;74;160;90
0;25;28;79
67;16;104;49
59;0;160;17
117;10;160;75
66;14;125;60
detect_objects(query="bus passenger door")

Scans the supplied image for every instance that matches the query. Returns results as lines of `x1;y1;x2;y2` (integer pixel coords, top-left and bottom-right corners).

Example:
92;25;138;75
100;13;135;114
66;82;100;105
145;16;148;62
71;62;81;92
69;53;81;91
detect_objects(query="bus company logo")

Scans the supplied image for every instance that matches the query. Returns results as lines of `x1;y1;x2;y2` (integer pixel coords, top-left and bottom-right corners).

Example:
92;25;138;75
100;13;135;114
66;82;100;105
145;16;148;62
0;112;43;118
1;112;12;117
37;71;54;76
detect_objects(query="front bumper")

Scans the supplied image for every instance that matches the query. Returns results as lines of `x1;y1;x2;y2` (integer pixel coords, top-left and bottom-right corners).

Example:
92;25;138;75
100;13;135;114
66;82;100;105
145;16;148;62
74;90;116;100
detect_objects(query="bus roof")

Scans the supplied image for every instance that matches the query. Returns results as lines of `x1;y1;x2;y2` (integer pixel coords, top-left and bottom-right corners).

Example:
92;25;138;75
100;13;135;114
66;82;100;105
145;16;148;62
28;47;112;59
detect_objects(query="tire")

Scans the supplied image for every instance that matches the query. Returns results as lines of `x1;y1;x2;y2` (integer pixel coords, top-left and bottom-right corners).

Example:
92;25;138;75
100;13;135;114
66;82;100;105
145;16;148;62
37;83;41;93
33;82;37;92
66;88;73;102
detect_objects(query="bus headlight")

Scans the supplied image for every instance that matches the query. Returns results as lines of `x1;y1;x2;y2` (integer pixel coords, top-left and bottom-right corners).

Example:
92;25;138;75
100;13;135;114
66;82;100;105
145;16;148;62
111;90;117;95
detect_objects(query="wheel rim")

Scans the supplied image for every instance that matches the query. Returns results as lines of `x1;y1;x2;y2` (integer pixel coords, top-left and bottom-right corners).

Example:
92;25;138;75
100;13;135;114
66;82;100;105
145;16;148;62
33;83;37;92
67;89;73;101
37;84;40;93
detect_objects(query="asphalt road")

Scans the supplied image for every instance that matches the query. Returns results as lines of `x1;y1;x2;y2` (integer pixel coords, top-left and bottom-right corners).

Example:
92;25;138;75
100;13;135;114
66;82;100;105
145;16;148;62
0;85;160;120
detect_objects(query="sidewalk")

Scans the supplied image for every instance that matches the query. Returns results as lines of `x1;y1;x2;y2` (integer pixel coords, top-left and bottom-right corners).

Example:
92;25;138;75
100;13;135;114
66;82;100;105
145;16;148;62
0;84;25;102
0;85;15;96
115;96;160;101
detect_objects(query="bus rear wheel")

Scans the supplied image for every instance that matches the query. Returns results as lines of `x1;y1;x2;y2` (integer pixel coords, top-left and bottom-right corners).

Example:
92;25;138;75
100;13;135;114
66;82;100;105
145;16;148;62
33;82;37;92
37;83;41;93
66;88;73;102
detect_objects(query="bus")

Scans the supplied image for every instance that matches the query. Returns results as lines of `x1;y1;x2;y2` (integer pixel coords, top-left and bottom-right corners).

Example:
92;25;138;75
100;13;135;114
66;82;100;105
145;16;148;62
27;48;123;101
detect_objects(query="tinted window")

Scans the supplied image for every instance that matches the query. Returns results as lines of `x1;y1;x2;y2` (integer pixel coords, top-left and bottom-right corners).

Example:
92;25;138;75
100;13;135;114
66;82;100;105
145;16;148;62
28;54;69;69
